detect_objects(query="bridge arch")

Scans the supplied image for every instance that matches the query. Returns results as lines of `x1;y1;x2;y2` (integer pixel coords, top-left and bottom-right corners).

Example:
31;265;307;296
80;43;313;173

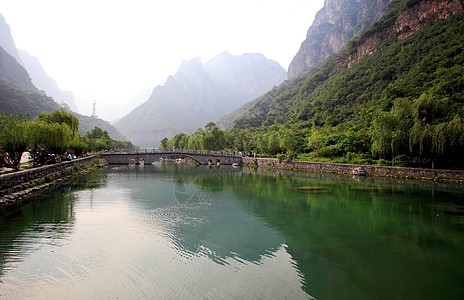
99;149;242;165
161;154;206;165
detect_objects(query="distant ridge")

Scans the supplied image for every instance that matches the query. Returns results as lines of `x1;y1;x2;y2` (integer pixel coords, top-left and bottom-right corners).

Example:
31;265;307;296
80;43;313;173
0;13;77;111
115;52;287;148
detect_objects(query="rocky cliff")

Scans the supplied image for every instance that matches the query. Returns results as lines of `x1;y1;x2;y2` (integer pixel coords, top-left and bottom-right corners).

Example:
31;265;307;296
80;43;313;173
287;0;393;79
396;0;463;39
0;14;20;62
337;0;464;69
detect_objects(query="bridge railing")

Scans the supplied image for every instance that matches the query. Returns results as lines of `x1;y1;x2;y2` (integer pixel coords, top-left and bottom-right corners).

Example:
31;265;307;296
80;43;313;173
99;149;243;158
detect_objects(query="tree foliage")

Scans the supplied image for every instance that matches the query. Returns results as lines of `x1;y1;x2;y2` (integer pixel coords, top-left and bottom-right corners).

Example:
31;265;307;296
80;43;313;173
0;113;30;170
163;9;464;169
84;126;137;151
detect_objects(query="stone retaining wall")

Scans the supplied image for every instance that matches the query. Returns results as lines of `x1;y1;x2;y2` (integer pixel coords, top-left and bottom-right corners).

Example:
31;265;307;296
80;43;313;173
243;157;464;182
0;156;96;196
0;156;97;218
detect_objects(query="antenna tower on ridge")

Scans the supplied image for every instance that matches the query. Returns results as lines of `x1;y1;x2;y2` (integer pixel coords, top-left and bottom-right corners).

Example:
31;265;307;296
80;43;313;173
91;100;98;118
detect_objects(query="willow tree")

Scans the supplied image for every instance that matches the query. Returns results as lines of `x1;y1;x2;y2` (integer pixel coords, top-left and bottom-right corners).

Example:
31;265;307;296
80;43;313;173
371;97;413;165
409;94;456;168
36;109;79;136
28;109;80;165
0;113;30;170
28;121;73;165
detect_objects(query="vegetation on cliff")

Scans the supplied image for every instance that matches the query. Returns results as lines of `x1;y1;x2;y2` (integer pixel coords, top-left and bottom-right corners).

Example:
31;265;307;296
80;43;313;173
174;1;464;169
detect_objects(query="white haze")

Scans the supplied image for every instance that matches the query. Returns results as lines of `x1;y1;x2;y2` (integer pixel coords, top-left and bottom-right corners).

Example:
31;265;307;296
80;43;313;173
1;0;324;121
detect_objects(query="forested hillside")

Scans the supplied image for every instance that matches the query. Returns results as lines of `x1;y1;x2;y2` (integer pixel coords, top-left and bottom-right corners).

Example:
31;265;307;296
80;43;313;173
179;0;464;169
0;46;37;92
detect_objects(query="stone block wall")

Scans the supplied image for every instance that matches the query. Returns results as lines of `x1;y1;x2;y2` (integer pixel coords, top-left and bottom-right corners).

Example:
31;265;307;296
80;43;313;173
0;156;96;196
243;157;464;182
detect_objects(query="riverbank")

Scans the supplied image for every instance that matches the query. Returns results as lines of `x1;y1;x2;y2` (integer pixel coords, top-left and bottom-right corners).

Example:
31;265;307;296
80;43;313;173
0;156;101;218
243;157;464;183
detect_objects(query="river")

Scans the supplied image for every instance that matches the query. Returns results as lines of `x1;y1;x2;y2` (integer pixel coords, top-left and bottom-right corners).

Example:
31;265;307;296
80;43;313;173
0;164;463;299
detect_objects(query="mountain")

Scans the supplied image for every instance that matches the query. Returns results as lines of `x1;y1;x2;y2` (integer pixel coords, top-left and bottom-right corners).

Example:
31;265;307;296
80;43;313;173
0;13;125;140
115;52;287;148
0;46;37;93
219;0;464;168
221;0;464;130
287;0;393;79
0;13;20;62
0;48;125;139
18;50;78;111
0;13;77;112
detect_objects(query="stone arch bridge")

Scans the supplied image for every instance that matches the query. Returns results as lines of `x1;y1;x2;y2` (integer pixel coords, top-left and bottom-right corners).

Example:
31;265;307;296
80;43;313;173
99;149;243;165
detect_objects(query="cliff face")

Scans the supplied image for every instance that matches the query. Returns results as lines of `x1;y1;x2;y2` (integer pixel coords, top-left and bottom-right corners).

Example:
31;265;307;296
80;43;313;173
396;0;463;39
18;50;78;111
287;0;393;79
0;14;20;62
338;0;464;69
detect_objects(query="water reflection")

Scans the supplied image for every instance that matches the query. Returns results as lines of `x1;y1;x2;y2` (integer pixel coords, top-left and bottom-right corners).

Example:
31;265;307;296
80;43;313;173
109;165;300;269
0;164;463;299
230;169;464;299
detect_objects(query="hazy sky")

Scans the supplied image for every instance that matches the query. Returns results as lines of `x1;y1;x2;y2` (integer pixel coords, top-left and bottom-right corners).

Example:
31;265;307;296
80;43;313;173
1;0;324;121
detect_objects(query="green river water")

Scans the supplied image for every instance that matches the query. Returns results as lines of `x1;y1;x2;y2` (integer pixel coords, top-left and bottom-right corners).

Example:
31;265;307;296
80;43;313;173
0;164;463;299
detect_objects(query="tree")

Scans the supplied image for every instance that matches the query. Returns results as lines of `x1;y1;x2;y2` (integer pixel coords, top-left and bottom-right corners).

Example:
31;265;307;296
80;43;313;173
168;132;189;150
86;126;110;140
280;128;298;158
85;126;117;151
307;127;326;157
159;137;168;149
203;122;225;151
409;94;455;168
188;128;204;150
0;113;30;170
371;97;413;165
36;109;79;136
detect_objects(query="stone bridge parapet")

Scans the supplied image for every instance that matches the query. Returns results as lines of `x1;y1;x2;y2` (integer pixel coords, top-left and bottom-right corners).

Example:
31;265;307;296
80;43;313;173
99;149;243;165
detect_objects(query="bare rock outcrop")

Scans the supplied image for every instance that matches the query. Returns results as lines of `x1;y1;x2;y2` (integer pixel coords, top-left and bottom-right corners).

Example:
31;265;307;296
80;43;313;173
288;0;393;79
338;0;464;69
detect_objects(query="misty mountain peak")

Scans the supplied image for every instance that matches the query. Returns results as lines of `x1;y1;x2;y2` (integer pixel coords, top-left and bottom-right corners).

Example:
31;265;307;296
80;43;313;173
177;57;205;77
115;52;287;148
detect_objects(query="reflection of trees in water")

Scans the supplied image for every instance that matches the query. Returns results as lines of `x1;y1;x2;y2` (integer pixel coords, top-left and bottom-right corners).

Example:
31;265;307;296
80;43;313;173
0;170;107;281
158;164;464;298
117;164;285;266
227;169;464;299
0;190;77;280
144;194;284;265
